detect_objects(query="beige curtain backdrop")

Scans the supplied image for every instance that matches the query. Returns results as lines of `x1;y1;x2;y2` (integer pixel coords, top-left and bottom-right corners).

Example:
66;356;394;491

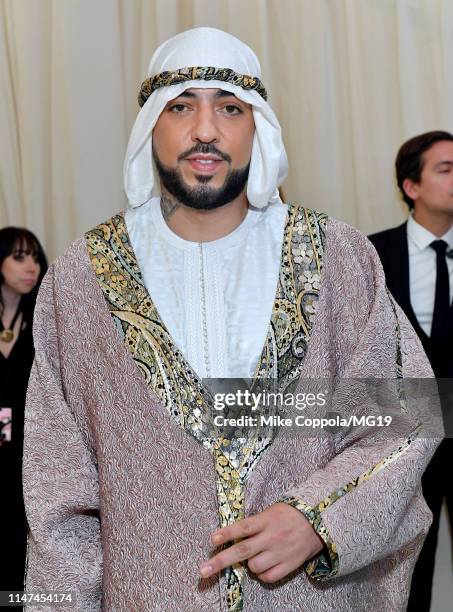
1;0;453;261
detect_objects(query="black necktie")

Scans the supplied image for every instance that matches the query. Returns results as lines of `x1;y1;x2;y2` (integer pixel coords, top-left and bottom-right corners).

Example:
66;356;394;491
430;240;450;341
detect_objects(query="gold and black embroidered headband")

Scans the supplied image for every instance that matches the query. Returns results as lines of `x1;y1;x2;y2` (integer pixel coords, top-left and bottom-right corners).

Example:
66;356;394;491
138;66;268;107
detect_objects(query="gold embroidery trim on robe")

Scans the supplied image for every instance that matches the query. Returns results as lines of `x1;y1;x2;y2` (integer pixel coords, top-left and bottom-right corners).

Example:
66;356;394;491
85;203;327;611
281;424;422;579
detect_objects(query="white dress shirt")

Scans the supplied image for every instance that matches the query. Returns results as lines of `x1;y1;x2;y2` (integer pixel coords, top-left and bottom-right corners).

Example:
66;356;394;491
125;197;287;379
407;215;453;336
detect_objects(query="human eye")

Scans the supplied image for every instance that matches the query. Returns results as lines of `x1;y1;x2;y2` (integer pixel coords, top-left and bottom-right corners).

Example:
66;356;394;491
12;251;25;262
222;104;243;115
167;102;190;113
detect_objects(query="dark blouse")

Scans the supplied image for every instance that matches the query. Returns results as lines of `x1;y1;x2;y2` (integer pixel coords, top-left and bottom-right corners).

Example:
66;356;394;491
1;320;34;449
0;318;35;591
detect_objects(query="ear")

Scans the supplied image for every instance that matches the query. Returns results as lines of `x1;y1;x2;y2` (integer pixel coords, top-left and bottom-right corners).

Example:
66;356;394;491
402;178;419;202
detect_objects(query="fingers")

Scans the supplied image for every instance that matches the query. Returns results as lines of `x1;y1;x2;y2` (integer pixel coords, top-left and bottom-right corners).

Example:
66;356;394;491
247;551;276;575
200;534;265;577
211;515;262;547
200;504;320;583
256;562;291;584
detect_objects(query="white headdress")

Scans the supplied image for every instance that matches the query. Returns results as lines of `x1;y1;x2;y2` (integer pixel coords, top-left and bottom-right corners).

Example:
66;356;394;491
124;27;288;209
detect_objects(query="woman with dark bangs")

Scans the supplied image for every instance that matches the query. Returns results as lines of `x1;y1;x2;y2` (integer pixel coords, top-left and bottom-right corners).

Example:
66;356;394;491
0;227;47;590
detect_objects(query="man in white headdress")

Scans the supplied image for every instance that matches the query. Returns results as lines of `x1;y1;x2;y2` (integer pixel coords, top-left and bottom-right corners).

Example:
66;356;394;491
23;28;441;611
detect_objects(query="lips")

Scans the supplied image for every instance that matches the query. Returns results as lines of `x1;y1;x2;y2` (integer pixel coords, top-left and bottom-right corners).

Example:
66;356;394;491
186;155;224;173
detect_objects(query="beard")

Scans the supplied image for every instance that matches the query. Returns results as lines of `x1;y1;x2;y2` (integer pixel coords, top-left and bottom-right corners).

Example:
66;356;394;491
152;144;250;211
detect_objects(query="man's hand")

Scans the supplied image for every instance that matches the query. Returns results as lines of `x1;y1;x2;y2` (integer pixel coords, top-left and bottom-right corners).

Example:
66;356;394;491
200;502;324;583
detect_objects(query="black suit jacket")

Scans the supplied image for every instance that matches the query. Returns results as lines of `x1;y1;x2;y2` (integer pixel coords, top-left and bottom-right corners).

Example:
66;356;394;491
369;222;453;378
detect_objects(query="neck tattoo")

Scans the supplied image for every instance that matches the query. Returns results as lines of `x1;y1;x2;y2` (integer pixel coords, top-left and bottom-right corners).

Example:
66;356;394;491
160;194;181;222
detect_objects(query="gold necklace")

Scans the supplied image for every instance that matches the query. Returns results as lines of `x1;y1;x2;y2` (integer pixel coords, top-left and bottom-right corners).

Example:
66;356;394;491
0;304;21;343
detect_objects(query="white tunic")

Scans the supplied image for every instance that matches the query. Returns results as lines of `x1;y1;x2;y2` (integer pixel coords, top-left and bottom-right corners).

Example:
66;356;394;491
125;197;287;378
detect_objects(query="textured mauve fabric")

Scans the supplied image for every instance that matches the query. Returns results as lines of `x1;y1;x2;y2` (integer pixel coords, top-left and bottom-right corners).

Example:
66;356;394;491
23;215;441;611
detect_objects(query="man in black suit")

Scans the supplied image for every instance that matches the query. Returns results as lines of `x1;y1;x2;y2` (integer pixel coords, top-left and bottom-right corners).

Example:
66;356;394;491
369;130;453;611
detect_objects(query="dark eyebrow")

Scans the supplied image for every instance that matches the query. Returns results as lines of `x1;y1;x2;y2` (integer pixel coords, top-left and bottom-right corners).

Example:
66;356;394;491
214;90;237;99
170;89;238;103
176;91;197;99
433;160;453;169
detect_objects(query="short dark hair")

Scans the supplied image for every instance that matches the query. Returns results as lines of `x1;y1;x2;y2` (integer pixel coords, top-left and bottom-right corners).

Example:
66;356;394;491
395;130;453;210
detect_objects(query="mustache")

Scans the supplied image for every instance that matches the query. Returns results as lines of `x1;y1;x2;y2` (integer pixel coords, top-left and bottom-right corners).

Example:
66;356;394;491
177;143;231;164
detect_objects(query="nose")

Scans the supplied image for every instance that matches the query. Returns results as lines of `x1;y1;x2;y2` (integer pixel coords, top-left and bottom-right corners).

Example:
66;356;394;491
24;256;39;275
191;104;219;144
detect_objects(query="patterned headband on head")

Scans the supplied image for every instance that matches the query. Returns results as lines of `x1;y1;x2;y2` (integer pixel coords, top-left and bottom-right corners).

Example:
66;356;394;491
138;66;268;107
124;27;288;209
